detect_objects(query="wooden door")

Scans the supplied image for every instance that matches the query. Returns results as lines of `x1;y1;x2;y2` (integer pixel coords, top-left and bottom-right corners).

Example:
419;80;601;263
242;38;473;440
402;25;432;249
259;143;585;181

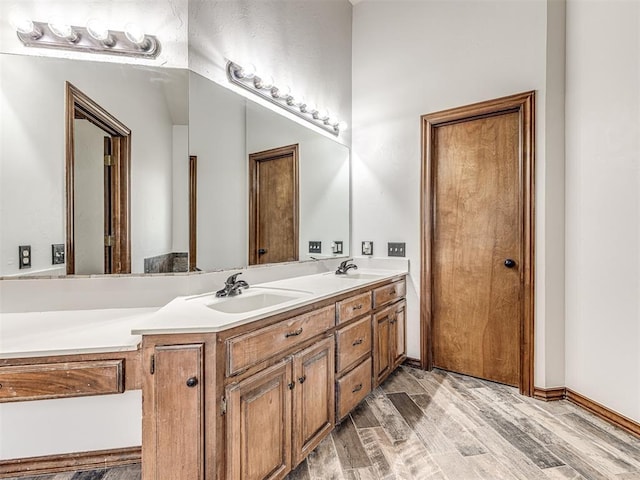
421;92;535;392
149;344;204;480
226;359;292;480
249;145;299;265
391;300;406;370
373;306;392;386
292;337;335;466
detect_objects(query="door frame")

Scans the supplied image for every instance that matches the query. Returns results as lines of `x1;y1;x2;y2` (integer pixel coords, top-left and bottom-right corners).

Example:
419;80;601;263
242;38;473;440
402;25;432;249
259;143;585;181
420;91;535;396
189;155;197;272
65;82;131;274
248;144;299;265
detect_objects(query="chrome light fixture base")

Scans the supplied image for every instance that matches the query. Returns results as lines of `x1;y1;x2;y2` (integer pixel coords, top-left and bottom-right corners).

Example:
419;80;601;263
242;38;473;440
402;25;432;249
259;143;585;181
226;61;342;137
16;21;161;59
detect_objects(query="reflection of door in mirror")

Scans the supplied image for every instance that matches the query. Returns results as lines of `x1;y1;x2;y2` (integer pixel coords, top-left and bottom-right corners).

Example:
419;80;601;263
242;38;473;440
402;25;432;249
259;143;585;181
249;145;299;265
66;82;131;275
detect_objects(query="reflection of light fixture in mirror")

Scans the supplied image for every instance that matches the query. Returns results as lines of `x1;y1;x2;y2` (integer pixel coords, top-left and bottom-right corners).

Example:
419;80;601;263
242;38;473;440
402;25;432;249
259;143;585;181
86;18;115;47
48;19;79;42
9;12;43;39
227;61;345;136
12;18;161;58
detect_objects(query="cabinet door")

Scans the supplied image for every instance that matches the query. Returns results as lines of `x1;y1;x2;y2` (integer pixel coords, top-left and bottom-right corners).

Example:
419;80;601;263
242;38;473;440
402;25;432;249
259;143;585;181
391;300;407;369
226;359;293;480
292;337;335;466
149;344;204;480
373;307;392;386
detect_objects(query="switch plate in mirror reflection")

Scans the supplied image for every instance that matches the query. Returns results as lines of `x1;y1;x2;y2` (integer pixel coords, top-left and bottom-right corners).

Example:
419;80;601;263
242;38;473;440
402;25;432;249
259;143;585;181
0;53;350;277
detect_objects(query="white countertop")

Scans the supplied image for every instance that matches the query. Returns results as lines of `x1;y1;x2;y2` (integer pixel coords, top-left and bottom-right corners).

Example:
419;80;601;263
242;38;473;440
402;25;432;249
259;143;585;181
132;269;407;335
0;267;407;360
0;308;157;359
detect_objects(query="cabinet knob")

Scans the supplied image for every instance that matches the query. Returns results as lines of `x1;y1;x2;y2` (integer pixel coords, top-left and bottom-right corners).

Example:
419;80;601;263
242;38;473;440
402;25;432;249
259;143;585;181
352;383;363;393
288;382;295;390
299;376;306;384
352;304;363;311
186;377;198;388
504;258;516;268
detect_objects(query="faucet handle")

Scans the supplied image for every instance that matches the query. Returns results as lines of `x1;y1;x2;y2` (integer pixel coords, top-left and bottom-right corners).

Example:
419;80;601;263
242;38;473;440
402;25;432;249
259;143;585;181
226;272;243;285
339;259;352;268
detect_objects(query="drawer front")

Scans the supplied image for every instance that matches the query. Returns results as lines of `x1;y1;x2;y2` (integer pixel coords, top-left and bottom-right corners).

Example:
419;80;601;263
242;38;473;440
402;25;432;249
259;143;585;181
336;357;372;420
0;360;124;402
373;280;406;309
227;305;335;376
335;316;372;375
336;291;372;325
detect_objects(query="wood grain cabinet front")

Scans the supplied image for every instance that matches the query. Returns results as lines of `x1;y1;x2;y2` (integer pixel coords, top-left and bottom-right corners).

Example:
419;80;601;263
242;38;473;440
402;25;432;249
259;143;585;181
373;300;407;386
335;316;372;375
0;360;124;402
227;305;334;376
373;280;406;309
336;291;372;325
226;337;335;480
336;357;372;420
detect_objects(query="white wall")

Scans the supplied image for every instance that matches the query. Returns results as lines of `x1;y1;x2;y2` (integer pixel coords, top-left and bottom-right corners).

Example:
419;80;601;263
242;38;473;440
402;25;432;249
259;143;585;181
74;120;106;275
188;0;353;147
172;125;190;253
565;0;640;422
351;0;565;388
189;71;248;271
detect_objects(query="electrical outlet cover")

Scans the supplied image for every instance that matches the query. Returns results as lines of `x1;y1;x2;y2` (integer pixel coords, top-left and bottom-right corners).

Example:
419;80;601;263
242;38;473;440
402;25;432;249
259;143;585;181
362;241;373;256
52;244;65;265
19;245;31;269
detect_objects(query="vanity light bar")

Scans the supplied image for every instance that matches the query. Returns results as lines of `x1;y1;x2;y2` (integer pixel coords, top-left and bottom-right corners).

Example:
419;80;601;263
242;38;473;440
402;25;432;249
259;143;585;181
226;61;345;136
15;20;161;59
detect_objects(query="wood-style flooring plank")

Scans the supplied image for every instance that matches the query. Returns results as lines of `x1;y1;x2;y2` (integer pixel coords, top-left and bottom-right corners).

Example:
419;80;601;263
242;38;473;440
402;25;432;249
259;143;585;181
350;401;381;429
332;417;372;470
305;435;343;480
287;460;311;480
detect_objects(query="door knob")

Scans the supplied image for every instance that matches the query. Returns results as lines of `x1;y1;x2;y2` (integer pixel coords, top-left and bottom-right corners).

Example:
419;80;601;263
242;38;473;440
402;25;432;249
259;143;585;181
258;248;267;255
504;259;516;268
186;377;198;388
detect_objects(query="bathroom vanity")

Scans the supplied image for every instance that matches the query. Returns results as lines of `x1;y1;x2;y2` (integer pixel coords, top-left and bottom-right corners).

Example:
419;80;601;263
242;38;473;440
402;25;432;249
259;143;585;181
0;266;407;479
137;271;406;480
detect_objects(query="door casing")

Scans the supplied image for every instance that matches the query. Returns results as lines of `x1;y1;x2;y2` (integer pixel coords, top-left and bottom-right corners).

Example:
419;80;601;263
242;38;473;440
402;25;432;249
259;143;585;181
65;82;131;274
420;91;535;396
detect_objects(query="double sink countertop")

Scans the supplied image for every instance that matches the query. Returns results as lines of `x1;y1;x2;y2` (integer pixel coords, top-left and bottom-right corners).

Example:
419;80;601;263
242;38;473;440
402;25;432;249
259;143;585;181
0;268;407;360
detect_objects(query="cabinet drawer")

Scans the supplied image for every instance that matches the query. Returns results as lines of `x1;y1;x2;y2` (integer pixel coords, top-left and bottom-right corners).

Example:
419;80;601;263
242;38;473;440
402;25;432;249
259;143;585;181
0;360;124;402
373;280;405;309
335;316;372;375
336;358;372;420
227;305;335;376
336;291;372;325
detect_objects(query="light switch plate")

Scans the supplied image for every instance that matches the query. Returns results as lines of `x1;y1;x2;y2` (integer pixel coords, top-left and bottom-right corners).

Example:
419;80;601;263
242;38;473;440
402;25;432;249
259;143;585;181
309;241;322;254
387;242;406;257
362;241;373;256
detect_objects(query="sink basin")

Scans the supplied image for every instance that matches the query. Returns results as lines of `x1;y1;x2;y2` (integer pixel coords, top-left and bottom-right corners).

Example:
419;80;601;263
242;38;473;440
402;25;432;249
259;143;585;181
203;288;310;314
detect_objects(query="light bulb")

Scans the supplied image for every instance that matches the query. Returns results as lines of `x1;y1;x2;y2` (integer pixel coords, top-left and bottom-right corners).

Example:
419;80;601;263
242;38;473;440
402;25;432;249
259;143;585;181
86;18;112;44
254;74;274;90
336;121;348;131
49;19;78;41
271;84;291;99
9;8;41;37
124;22;147;45
237;63;256;79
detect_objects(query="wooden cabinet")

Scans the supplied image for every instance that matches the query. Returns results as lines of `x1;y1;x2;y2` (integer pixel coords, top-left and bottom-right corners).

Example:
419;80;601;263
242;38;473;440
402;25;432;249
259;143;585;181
391;300;407;370
144;343;204;480
226;360;292;480
226;337;334;479
373;294;407;386
292;338;335;466
142;275;406;480
373;307;392;385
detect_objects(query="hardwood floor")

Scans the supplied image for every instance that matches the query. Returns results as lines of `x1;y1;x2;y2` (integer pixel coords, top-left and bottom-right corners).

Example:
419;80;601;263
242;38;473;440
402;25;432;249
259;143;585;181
11;367;640;479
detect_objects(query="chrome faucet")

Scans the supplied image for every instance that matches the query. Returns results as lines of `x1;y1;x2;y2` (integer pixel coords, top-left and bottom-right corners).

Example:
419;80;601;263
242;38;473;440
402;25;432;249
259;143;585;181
215;272;249;297
335;259;358;275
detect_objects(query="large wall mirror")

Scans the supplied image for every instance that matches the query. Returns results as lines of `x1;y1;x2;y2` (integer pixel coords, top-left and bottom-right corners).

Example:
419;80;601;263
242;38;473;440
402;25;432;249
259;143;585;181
0;53;350;277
